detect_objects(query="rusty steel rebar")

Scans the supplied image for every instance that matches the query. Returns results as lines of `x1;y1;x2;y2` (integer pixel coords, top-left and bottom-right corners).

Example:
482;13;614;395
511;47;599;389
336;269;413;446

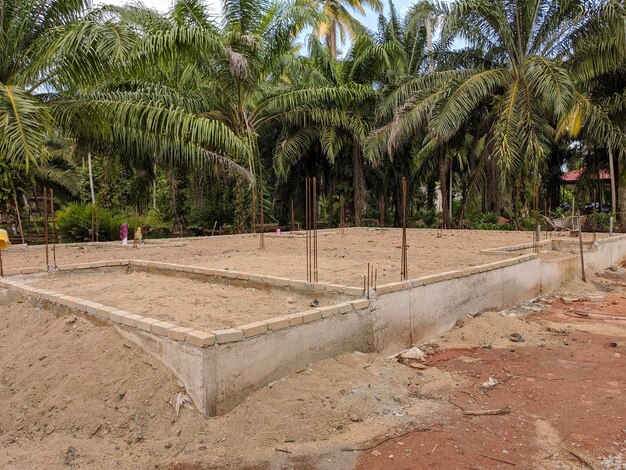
305;178;310;281
578;211;586;282
43;188;49;269
133;206;139;248
340;194;345;237
13;191;25;245
259;187;265;250
313;176;318;283
50;188;57;268
400;177;408;281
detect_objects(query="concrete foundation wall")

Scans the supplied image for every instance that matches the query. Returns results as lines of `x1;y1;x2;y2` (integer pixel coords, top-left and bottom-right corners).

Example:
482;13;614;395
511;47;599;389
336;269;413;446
372;257;542;355
4;234;625;416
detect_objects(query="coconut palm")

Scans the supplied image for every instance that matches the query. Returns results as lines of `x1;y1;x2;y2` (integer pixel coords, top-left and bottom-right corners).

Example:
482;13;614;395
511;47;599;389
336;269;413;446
313;0;383;58
375;0;620;225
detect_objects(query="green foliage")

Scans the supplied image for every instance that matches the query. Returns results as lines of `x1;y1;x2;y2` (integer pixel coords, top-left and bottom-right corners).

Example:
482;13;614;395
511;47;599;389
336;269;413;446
56;203;125;242
414;209;439;228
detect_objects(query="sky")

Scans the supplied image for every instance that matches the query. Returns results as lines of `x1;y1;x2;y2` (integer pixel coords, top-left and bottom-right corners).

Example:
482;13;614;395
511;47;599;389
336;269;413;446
100;0;409;32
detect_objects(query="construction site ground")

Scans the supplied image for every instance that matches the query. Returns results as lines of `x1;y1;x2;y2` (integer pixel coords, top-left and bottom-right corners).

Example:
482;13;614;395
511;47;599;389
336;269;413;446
1;228;588;286
1;259;624;469
29;270;334;331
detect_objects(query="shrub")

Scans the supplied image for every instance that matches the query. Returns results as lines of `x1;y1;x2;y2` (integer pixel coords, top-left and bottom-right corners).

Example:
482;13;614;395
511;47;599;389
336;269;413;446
56;203;125;242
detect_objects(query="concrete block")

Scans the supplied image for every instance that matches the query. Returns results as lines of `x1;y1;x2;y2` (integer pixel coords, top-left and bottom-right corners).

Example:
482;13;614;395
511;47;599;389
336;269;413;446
59;264;78;271
266;316;291;330
108;310;130;323
168;326;194;341
343;286;363;296
325;284;346;293
300;309;322;323
151;321;176;336
269;277;290;287
240;321;268;338
247;274;264;283
350;299;370;311
21;266;43;274
318;305;340;318
285;313;303;326
289;279;307;289
135;317;161;332
214;328;244;343
122;313;145;327
335;302;353;314
186;330;215;348
376;283;393;295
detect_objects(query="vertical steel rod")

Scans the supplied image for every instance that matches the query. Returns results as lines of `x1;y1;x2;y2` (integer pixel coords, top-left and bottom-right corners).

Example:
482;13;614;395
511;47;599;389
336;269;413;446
305;178;310;282
313;176;318;282
51;188;57;268
43;188;49;269
13;192;25;245
259;187;265;249
578;211;586;282
401;177;407;280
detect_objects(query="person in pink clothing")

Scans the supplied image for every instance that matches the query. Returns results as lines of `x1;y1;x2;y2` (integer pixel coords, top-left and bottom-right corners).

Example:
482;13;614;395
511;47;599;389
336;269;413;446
120;223;129;245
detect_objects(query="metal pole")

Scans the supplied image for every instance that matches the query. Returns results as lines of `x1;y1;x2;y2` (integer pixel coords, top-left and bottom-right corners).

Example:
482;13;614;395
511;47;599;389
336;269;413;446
13;192;25;245
259;187;265;250
51;188;57;268
592;188;597;242
305;178;310;282
578;212;586;282
313;176;318;282
401;176;407;280
43;188;49;269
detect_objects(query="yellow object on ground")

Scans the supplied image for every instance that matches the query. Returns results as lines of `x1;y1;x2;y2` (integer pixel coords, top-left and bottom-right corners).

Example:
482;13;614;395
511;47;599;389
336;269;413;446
0;229;10;250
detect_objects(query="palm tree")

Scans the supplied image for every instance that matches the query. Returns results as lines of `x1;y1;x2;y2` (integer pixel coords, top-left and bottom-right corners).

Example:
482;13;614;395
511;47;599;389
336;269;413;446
375;0;619;226
313;0;383;58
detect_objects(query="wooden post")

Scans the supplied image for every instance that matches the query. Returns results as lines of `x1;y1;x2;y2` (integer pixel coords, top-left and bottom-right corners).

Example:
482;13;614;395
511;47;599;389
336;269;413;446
13;192;25;245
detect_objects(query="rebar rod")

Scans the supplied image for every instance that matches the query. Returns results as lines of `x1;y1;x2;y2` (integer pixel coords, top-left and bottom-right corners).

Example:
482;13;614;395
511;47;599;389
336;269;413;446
13;192;25;245
51;188;57;268
43;188;49;268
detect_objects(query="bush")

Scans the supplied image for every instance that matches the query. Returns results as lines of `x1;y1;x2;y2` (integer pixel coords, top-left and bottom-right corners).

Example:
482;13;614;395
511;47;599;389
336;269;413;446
57;203;125;242
415;209;439;228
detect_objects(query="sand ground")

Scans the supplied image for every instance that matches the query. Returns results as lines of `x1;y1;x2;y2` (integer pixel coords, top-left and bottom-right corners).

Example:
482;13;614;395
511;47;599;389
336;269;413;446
29;270;338;331
1;262;624;469
2;228;583;286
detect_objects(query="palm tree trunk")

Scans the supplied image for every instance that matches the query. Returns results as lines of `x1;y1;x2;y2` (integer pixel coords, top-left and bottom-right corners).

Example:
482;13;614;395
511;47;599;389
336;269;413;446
619;153;626;231
439;158;450;228
329;18;337;59
87;151;96;205
608;147;616;217
352;144;366;225
425;17;434;74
